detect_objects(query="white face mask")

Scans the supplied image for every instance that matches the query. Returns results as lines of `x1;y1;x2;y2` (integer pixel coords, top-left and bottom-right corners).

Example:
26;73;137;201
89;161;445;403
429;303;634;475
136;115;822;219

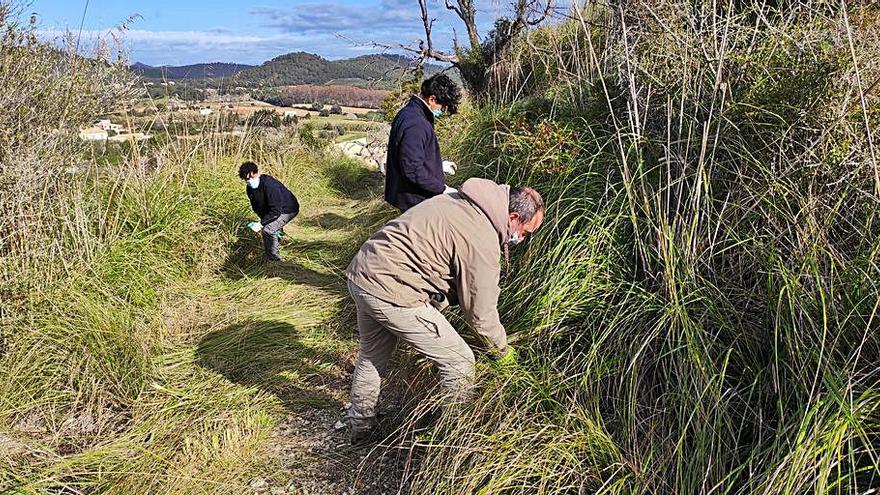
509;231;522;245
247;177;260;189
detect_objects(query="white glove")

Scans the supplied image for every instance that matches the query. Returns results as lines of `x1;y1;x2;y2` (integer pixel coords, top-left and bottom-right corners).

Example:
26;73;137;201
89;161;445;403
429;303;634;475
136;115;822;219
247;221;262;232
443;185;458;195
442;160;457;175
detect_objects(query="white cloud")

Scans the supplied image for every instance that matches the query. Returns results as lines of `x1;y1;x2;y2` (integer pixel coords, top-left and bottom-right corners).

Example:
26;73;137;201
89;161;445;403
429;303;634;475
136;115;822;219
33;0;567;66
38;28;291;47
36;27;320;64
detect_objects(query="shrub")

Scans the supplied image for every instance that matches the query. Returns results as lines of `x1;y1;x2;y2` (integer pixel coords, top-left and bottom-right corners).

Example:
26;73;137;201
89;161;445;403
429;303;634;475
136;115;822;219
362;110;385;122
246;108;281;128
0;3;137;294
298;122;327;151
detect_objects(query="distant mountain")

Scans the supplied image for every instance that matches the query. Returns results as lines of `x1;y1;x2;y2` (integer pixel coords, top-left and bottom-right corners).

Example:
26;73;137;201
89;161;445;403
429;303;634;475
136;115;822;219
131;53;457;90
131;62;254;80
230;52;451;89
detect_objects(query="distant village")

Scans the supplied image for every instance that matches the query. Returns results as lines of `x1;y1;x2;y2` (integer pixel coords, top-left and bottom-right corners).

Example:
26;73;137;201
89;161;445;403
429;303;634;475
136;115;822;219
79;119;152;143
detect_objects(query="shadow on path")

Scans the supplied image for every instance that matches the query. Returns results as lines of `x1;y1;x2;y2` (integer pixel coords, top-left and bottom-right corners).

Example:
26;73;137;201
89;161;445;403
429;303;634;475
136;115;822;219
299;212;358;230
219;235;350;301
196;320;345;411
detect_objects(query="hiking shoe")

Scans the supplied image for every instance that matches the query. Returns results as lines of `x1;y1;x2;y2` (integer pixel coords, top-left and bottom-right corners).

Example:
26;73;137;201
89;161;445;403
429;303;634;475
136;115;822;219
349;416;375;445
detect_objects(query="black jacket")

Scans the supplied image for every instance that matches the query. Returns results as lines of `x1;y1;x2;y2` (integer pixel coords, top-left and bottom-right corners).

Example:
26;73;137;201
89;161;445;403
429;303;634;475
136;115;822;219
384;96;445;212
246;174;299;225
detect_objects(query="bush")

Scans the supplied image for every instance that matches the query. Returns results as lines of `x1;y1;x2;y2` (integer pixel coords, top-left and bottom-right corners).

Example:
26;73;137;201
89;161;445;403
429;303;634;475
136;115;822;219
362;110;386;122
246;108;281;128
298;122;327;151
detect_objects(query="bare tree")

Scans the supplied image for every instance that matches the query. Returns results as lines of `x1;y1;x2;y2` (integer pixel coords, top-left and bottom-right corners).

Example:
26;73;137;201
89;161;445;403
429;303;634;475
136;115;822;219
372;0;556;95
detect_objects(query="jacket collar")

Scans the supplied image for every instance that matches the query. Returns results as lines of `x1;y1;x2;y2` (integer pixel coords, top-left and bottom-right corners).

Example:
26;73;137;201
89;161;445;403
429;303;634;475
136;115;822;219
410;95;435;125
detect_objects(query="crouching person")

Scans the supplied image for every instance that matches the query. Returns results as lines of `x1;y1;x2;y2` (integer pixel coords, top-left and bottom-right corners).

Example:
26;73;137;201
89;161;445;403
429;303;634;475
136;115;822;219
238;161;299;261
345;178;544;443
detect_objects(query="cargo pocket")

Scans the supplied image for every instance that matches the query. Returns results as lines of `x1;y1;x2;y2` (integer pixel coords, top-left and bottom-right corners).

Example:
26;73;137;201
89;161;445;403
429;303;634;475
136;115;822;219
415;314;441;337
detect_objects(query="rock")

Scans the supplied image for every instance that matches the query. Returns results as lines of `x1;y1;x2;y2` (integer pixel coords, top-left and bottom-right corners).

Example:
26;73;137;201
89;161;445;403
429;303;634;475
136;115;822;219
250;478;268;490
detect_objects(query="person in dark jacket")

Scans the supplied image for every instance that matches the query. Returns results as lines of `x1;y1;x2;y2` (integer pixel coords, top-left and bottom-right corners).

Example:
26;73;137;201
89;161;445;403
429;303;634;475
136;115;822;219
239;161;299;261
385;74;462;212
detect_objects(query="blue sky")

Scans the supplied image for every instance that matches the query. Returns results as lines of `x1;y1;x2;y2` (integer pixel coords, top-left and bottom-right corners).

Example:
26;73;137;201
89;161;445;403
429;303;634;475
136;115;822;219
30;0;523;66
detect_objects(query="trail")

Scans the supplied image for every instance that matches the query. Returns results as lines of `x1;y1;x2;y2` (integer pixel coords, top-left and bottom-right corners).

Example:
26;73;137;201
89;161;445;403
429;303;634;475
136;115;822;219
179;167;408;494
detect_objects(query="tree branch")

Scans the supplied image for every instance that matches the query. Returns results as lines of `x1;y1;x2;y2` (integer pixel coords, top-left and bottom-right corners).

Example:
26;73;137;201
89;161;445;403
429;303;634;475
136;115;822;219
444;0;463;20
503;0;555;50
412;0;463;64
528;0;555;26
335;33;459;63
440;0;480;50
420;0;434;55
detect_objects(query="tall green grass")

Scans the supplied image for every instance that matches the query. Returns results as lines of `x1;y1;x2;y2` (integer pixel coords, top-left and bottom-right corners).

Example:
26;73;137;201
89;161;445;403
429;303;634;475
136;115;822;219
0;136;371;492
414;1;880;493
0;5;394;491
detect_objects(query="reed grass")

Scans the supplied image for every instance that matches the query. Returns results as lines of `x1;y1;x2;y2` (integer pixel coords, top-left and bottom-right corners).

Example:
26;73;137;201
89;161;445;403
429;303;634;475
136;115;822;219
413;1;880;493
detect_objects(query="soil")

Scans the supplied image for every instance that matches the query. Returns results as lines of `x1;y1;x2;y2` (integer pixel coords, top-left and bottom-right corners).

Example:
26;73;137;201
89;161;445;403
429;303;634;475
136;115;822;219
249;382;417;495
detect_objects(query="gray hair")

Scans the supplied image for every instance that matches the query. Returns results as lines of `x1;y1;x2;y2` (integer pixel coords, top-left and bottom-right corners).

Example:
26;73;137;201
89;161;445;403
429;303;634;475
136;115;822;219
509;187;544;222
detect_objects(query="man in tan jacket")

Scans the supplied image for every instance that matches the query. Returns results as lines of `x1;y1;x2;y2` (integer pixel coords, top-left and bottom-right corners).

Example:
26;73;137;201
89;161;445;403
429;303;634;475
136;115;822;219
345;177;544;442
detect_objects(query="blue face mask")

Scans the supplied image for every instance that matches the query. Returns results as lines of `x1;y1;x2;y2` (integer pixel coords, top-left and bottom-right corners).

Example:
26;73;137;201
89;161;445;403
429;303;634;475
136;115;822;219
247;177;260;189
433;108;443;119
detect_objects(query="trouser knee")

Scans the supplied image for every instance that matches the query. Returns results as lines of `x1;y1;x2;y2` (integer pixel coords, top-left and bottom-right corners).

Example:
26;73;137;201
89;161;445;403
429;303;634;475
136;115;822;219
437;352;475;390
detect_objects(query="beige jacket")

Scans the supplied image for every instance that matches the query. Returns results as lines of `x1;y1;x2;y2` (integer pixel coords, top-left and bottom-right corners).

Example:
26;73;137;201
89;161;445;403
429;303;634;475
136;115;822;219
346;178;510;353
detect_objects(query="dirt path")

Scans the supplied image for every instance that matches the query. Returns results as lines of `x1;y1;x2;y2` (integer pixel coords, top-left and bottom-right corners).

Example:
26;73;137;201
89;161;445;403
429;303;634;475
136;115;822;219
206;183;414;494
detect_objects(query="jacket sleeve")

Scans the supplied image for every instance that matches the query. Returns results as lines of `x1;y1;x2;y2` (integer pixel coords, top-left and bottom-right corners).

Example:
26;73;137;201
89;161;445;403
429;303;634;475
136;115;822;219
398;124;445;195
247;189;265;218
455;245;508;354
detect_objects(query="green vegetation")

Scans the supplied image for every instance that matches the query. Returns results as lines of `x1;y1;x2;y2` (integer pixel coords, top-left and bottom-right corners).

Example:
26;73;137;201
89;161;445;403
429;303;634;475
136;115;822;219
0;144;384;493
5;1;880;494
131;62;254;80
409;2;880;493
0;7;393;492
231;53;448;89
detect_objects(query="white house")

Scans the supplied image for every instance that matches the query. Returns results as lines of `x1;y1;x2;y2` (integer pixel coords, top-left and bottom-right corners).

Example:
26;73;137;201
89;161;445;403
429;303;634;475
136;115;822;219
96;119;124;132
79;127;108;141
108;132;152;143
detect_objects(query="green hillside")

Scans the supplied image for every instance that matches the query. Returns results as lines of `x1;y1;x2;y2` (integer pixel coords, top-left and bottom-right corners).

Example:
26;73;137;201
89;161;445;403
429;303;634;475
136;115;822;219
231;52;452;89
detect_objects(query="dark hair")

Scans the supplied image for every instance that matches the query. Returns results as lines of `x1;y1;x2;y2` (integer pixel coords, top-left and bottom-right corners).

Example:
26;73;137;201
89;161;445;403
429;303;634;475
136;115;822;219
238;161;258;179
509;187;544;222
420;74;461;115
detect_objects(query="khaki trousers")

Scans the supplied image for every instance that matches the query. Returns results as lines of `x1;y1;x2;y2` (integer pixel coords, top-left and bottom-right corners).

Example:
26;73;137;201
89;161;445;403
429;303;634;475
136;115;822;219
347;280;475;420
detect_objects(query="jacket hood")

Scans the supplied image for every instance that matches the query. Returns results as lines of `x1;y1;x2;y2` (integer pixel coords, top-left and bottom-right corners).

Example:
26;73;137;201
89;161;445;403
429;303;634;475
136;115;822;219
459;178;510;248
